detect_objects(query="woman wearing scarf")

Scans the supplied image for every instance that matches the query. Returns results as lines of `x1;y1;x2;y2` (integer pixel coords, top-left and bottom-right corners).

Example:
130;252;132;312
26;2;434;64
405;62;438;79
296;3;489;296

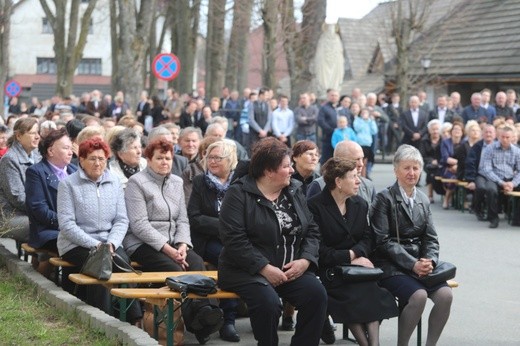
188;139;241;342
109;128;146;188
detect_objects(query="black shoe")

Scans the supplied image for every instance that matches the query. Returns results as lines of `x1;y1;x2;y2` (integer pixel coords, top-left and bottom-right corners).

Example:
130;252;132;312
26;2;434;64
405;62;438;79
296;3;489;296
219;323;240;342
281;316;294;331
489;218;499;228
476;211;487;221
321;319;336;344
195;333;210;345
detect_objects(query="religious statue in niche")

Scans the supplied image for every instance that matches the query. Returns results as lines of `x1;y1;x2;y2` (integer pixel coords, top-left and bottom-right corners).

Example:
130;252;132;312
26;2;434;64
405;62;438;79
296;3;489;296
314;23;345;98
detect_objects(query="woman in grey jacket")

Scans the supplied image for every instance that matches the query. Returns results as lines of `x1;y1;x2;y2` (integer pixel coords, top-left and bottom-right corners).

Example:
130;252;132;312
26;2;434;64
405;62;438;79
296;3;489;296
0;117;41;243
124;139;221;344
57;138;141;324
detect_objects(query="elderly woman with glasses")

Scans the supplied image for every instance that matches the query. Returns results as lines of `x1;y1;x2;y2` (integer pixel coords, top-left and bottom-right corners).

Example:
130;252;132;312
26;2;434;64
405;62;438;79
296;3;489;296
0;117;41;243
370;144;453;346
57;137;141;324
188;139;242;342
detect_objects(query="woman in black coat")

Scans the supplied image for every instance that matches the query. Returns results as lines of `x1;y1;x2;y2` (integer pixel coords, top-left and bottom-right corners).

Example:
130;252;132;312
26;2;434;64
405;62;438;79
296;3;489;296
308;158;398;346
370;144;453;346
219;137;327;346
188;139;241;342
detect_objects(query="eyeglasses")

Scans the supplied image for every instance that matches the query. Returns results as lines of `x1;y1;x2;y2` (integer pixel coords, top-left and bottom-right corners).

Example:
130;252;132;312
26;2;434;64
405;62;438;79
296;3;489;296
86;156;107;164
207;155;227;163
304;152;321;159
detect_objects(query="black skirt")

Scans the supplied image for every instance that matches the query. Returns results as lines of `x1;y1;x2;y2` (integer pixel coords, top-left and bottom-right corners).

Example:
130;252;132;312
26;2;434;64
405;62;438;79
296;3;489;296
326;280;399;324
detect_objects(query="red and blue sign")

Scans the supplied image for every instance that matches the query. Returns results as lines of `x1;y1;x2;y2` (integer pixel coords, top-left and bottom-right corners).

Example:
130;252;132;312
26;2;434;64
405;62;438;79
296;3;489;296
4;80;21;98
152;53;181;81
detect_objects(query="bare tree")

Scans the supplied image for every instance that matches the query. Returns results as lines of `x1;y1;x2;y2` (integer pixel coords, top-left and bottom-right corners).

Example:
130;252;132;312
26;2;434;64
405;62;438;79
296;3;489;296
117;0;156;110
280;0;326;105
225;0;254;92
261;0;278;90
39;0;98;97
170;0;200;94
205;0;226;98
109;0;120;94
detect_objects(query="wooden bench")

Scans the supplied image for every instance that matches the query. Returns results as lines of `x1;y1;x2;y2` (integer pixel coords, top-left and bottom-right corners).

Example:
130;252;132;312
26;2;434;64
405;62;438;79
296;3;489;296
68;270;218;322
111;286;239;346
21;243;57;263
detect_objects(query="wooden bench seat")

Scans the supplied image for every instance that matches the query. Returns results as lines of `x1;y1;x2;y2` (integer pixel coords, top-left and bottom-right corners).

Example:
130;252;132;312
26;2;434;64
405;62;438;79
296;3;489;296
111;285;238;346
21;243;57;262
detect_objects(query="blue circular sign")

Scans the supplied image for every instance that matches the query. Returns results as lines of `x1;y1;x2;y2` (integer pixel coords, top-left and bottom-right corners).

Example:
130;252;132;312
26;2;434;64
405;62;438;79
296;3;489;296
4;80;21;98
152;53;181;81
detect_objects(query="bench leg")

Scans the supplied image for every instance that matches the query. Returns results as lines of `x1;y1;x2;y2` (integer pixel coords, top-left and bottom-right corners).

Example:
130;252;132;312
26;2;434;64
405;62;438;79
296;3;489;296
166;298;174;346
417;317;422;346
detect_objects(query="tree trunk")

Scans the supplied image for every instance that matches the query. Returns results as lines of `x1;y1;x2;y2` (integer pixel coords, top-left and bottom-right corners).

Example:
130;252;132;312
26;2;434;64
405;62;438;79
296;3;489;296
171;0;199;94
205;0;225;98
261;0;278;90
0;0;13;118
39;0;98;97
117;0;156;110
280;0;325;106
225;0;254;92
109;0;120;94
149;12;158;97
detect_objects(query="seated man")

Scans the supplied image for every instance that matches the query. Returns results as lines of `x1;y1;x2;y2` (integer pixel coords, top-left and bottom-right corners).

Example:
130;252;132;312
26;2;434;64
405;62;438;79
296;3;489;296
465;124;496;220
479;126;520;228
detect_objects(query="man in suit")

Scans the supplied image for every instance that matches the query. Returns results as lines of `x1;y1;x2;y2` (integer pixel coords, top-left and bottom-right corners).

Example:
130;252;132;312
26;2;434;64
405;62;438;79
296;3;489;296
400;95;428;148
86;89;108;118
317;89;339;164
386;93;403;155
461;92;487;124
248;88;271;149
429;95;455;124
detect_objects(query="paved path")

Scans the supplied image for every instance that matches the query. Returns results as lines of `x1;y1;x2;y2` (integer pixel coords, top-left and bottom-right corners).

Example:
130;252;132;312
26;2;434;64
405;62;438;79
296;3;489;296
2;162;519;345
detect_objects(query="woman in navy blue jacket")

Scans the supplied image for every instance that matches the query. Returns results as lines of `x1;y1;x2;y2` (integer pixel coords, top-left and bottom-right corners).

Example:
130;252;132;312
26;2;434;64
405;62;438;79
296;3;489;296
25;128;77;276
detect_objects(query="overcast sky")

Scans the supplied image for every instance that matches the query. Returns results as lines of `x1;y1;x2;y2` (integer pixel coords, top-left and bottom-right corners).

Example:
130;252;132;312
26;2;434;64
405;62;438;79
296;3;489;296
327;0;384;22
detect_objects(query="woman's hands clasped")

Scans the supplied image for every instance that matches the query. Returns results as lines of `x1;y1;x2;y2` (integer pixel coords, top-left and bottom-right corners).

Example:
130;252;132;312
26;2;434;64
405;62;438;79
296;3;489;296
162;243;190;270
260;259;310;287
413;258;434;277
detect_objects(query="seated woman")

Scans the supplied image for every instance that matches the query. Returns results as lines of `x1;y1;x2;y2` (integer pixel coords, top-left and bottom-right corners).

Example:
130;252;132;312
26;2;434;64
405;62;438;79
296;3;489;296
0;117;41;244
440;121;464;209
25;128;77;276
291;140;320;196
123;139;221;344
371;144;453;346
57;138;141;323
188;139;241;342
218;137;327;346
419;119;443;203
308;158;398;346
109;128;146;188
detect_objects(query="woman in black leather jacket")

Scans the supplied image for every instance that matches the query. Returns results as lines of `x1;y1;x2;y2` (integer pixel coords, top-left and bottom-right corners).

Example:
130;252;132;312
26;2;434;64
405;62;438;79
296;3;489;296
370;144;453;346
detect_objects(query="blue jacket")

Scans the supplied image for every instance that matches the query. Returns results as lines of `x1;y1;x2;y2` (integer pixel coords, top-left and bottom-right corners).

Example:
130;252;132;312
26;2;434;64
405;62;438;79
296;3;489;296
331;127;357;148
25;160;77;248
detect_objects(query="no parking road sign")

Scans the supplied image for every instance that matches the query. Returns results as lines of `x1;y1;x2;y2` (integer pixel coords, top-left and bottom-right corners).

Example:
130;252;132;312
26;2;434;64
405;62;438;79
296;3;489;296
152;53;181;81
4;80;22;98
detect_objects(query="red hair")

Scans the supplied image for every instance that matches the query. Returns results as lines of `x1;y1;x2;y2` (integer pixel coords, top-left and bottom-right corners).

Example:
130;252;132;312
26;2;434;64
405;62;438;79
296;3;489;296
144;139;173;160
78;138;110;159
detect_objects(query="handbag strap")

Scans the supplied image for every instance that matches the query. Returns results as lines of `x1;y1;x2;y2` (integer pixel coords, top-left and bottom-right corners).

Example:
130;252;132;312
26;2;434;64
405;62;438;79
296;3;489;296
112;253;142;275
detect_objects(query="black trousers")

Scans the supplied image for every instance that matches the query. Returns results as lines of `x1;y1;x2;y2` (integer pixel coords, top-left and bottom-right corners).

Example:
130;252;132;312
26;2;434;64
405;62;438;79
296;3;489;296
61;245;143;323
479;177;520;222
474;175;488;214
231;272;327;346
130;243;205;272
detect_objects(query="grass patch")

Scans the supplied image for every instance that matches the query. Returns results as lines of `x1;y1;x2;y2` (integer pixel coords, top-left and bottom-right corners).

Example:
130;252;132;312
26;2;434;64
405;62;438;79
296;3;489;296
0;266;119;346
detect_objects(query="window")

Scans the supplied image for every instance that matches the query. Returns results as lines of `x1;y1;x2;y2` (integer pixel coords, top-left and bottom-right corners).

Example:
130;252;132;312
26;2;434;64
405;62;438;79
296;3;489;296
77;58;102;75
37;58;56;74
42;18;52;34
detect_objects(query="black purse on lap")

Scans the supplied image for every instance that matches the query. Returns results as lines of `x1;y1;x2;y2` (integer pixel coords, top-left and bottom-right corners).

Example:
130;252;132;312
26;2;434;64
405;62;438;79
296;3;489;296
166;274;218;298
329;264;384;283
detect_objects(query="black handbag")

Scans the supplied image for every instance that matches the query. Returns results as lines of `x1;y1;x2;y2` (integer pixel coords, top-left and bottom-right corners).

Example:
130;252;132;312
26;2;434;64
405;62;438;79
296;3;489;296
417;261;457;287
80;243;113;280
80;243;142;280
328;264;384;283
166;274;218;298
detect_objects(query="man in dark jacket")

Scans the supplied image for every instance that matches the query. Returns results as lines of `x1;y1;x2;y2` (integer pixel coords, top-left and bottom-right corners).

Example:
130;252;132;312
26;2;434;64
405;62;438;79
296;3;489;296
318;89;339;164
400;95;428;148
